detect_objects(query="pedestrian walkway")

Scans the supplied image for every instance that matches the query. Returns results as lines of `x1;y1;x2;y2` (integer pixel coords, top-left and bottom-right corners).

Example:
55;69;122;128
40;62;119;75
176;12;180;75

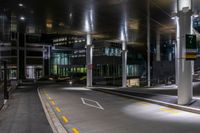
0;82;52;133
92;83;200;114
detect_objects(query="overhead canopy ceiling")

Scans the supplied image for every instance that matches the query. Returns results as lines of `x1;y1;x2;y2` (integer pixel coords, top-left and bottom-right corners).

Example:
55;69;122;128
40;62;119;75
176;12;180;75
1;0;200;43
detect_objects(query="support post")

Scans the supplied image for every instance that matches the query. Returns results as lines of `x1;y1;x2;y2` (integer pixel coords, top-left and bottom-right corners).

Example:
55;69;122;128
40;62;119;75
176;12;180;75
122;41;127;88
156;30;161;62
168;34;172;61
147;0;151;87
3;61;8;100
17;32;20;80
175;41;179;85
86;33;93;87
177;0;193;105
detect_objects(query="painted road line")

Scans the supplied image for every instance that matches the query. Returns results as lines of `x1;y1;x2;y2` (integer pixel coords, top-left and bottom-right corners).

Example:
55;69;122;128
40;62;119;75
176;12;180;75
51;101;56;106
48;96;52;100
55;107;61;113
72;128;80;133
62;116;69;123
137;101;149;106
81;98;104;110
160;107;180;115
44;91;48;95
44;91;49;97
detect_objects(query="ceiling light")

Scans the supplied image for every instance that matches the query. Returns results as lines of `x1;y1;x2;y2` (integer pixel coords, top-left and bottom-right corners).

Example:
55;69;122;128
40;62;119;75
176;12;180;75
18;3;24;7
20;16;25;21
194;14;199;18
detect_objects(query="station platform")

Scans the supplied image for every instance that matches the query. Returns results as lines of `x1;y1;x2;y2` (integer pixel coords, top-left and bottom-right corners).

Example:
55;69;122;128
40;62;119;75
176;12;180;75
0;82;52;133
92;82;200;114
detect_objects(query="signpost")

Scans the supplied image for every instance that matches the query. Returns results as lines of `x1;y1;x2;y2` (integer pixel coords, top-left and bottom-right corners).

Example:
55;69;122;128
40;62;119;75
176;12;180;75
185;34;197;60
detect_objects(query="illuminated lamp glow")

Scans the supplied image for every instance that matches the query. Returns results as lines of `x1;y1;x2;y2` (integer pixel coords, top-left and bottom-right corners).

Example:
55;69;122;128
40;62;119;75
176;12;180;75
171;16;176;20
19;3;24;7
20;16;25;21
120;23;128;42
46;20;53;28
85;15;90;32
69;13;73;18
120;29;125;41
84;8;94;33
193;14;199;18
89;9;94;31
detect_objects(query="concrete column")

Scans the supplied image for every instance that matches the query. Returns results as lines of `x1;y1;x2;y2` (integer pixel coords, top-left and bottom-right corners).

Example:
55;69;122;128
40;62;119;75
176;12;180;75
168;34;172;61
3;61;8;100
192;61;194;75
175;24;179;86
17;32;20;80
122;41;127;88
147;0;151;87
175;44;178;85
24;33;27;79
177;0;193;105
48;46;51;76
156;30;161;62
42;46;45;77
86;33;93;87
168;53;172;62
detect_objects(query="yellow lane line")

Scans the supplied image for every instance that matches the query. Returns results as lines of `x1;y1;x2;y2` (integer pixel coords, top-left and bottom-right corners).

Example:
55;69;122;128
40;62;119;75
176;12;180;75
44;92;53;102
137;102;149;106
160;107;180;115
44;91;48;96
62;116;69;123
48;96;52;100
55;107;61;113
72;128;80;133
44;91;51;100
51;101;56;106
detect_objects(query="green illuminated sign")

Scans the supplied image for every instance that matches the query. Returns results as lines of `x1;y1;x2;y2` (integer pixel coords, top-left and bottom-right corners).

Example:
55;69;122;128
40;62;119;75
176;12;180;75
185;34;197;60
186;34;197;50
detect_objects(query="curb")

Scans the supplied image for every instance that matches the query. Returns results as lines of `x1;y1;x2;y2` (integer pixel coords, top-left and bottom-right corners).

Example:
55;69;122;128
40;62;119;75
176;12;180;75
37;88;68;133
94;89;200;115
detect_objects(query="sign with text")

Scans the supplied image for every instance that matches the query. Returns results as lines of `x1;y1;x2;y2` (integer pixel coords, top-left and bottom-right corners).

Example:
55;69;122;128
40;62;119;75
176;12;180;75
185;34;197;60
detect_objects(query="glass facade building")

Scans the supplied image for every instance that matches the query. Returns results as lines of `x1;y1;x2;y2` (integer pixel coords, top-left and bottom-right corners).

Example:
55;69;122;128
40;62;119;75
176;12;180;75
51;52;71;76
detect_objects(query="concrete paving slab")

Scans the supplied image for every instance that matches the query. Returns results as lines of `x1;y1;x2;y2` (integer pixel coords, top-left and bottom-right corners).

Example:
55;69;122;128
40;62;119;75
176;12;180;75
0;84;52;133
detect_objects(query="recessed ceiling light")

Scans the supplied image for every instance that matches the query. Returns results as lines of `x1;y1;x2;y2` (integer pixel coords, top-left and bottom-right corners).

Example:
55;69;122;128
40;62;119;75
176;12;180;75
20;16;25;21
18;3;24;7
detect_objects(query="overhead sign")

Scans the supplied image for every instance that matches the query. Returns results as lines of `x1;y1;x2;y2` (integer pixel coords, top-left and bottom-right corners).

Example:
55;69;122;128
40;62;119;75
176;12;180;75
185;34;197;60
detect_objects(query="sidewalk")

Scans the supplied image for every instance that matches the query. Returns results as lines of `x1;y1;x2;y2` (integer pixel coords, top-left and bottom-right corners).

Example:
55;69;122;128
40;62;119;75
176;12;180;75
0;83;52;133
92;83;200;114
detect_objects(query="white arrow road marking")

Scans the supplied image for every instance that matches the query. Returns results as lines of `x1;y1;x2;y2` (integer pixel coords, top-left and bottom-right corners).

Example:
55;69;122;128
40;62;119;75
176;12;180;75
81;98;104;110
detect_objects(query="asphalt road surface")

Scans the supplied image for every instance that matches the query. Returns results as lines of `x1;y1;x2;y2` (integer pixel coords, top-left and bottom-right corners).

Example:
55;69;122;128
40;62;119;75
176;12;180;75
41;84;200;133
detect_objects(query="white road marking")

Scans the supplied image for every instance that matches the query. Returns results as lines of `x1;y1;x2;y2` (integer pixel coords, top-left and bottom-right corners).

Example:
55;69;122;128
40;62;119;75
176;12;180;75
81;98;104;110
